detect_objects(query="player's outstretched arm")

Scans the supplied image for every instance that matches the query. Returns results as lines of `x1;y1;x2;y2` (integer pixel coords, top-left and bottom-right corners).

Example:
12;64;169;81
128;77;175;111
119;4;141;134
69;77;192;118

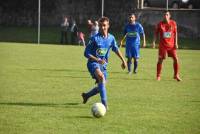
152;32;158;48
115;50;127;69
142;33;146;48
175;24;179;49
120;34;127;48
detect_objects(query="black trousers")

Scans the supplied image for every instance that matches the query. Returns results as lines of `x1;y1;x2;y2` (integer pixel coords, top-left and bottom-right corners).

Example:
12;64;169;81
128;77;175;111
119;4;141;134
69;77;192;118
71;33;78;45
60;31;68;44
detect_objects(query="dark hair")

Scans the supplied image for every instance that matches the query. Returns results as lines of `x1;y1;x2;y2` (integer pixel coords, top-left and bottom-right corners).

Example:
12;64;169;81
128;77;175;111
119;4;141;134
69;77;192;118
129;13;136;17
164;10;170;14
163;10;171;19
98;16;110;24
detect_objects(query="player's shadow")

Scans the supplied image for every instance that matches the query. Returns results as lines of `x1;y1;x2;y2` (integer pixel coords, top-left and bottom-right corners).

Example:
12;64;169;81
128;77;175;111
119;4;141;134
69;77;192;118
27;68;88;73
45;75;89;79
110;71;124;74
74;116;93;119
0;102;94;119
190;100;200;103
0;102;82;108
110;71;175;81
27;68;89;79
109;76;154;81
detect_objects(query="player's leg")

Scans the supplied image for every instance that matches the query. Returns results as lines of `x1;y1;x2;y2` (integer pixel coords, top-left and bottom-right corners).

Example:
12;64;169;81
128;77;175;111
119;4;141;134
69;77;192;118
82;87;99;104
126;46;132;74
157;47;166;81
94;68;108;108
169;50;182;81
127;57;132;74
157;57;163;81
172;56;182;81
133;45;140;73
133;58;138;74
82;63;100;104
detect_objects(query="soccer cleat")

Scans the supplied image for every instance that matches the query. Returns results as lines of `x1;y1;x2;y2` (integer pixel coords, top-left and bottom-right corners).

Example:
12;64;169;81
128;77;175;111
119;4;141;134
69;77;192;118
157;76;161;81
128;71;132;75
105;105;109;111
133;70;137;74
102;103;108;111
174;76;182;82
81;93;88;104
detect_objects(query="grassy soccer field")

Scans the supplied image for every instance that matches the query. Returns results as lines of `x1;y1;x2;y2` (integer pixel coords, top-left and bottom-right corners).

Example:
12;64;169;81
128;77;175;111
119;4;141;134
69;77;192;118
0;42;200;134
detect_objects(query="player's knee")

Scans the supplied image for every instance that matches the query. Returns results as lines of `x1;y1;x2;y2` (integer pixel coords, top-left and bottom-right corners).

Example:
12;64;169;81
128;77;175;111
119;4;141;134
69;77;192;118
134;58;138;62
127;58;132;63
97;73;105;83
173;57;178;63
158;58;163;64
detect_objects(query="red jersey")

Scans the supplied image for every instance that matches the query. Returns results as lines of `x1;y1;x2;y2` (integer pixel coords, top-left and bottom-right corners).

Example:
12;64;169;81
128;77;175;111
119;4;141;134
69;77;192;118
155;20;177;49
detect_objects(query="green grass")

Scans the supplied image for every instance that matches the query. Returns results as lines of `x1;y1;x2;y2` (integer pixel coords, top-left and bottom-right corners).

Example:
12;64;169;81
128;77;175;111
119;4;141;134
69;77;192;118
0;26;200;49
0;42;200;134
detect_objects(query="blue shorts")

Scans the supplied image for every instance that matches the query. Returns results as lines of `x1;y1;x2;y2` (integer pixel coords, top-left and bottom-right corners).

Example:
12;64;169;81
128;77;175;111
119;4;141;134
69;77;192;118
125;45;140;59
87;61;107;81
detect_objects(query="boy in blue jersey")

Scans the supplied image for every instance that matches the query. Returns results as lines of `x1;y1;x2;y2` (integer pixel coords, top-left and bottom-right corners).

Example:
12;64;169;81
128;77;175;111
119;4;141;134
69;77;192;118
120;13;146;74
82;17;127;109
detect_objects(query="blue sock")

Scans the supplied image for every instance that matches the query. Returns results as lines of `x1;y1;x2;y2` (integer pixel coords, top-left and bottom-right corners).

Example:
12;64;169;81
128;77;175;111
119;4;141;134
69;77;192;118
128;61;132;72
134;60;138;73
85;87;99;98
98;83;107;107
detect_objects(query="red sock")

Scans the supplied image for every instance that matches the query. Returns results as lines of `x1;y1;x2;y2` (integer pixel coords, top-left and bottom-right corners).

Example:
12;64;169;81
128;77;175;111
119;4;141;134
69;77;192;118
173;62;179;77
157;63;162;77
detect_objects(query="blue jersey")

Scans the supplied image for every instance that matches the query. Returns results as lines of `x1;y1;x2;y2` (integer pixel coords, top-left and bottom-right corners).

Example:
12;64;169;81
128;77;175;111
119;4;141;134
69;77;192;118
124;22;144;46
84;32;119;63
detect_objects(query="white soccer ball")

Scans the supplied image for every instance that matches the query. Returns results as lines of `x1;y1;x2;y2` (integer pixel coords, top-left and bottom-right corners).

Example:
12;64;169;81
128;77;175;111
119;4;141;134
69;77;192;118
91;103;106;118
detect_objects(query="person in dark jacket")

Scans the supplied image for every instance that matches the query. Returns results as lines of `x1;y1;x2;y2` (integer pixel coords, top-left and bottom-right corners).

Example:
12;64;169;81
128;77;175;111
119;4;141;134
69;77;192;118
70;20;78;45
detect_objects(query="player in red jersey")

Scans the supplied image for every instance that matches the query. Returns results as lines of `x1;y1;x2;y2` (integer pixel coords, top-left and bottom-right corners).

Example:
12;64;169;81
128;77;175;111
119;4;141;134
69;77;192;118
152;11;182;81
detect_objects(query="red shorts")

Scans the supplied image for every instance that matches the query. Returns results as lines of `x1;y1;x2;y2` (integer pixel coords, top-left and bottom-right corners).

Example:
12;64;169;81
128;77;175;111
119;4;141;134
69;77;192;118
159;45;177;59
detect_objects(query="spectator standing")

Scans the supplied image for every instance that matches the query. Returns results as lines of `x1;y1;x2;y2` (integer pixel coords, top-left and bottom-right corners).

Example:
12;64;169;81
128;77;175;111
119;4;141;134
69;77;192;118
60;16;69;44
70;20;78;45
